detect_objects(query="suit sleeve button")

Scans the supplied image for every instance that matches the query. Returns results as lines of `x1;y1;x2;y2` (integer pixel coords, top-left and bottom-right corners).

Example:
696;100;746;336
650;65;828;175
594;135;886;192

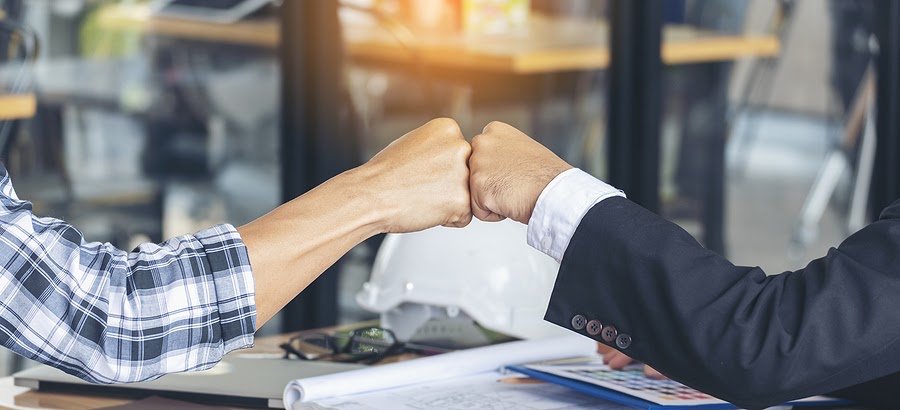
615;333;632;349
600;325;618;343
586;320;603;336
571;315;587;330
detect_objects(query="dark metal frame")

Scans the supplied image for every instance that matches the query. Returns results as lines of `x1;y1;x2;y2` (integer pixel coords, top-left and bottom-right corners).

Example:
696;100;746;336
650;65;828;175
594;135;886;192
279;0;350;331
607;0;663;214
871;1;900;216
695;63;728;254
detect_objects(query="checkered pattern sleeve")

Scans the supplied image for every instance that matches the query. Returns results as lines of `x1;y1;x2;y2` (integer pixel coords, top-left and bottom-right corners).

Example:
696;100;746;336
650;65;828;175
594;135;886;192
0;164;256;383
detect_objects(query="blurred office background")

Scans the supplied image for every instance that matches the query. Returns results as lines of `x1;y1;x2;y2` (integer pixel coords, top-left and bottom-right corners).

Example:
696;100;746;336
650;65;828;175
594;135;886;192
0;0;897;376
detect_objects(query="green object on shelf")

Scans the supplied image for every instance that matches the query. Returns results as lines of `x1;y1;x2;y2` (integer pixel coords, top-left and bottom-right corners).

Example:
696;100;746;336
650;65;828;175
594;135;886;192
79;2;146;58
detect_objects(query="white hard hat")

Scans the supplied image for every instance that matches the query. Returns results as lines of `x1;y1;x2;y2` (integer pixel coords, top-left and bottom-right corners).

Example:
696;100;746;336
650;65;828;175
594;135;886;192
356;219;569;341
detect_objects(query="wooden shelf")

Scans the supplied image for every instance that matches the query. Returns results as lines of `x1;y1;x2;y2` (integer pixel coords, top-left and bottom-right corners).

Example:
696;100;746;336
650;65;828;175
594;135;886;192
98;4;779;75
0;93;36;120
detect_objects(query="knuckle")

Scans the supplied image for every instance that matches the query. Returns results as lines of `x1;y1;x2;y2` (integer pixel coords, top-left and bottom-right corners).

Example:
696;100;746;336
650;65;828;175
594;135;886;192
472;205;489;220
466;160;478;176
483;121;505;133
469;171;484;188
429;117;461;136
474;171;490;187
456;193;471;210
456;140;472;158
481;195;496;212
471;133;496;151
427;117;454;127
470;134;484;149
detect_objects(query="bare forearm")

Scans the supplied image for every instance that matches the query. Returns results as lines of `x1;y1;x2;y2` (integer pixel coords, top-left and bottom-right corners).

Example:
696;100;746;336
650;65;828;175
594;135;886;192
237;168;385;328
237;118;471;330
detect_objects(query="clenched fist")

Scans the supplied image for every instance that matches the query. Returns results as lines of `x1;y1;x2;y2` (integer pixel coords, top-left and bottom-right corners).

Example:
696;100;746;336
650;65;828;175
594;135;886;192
468;121;572;224
357;118;473;233
239;118;471;327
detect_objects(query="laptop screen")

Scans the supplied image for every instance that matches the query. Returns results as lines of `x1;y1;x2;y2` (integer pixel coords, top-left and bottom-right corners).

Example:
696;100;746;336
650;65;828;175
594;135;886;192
162;0;249;10
153;0;274;24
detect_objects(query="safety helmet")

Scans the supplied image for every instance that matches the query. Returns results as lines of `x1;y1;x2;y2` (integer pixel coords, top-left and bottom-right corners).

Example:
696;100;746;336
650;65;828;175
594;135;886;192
356;219;568;342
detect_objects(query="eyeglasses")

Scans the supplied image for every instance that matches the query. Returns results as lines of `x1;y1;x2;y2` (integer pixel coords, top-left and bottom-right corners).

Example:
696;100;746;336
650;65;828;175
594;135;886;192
279;327;404;364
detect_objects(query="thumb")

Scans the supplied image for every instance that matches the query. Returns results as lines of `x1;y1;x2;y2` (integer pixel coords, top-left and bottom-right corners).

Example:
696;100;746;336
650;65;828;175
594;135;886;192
470;182;506;222
472;198;506;222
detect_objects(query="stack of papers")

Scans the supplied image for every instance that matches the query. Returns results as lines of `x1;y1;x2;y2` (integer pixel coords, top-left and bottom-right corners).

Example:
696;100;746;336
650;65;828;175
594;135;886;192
297;371;631;410
282;334;597;408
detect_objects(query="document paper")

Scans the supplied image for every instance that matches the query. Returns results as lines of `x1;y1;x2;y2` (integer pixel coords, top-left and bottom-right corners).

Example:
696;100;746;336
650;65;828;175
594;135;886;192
297;370;630;409
282;334;596;407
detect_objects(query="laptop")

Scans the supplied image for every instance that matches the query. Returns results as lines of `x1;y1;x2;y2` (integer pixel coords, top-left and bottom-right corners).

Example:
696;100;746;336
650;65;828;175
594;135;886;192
150;0;276;24
13;356;363;408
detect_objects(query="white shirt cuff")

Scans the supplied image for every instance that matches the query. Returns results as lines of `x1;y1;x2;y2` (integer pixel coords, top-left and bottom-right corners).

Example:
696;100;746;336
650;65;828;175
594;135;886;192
526;168;624;262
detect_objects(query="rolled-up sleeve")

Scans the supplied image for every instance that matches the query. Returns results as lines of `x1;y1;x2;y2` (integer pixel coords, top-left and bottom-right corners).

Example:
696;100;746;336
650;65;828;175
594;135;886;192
0;165;256;384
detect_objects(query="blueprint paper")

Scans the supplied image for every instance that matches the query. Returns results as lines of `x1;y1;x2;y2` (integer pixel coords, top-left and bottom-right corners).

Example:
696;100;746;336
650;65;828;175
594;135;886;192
283;334;596;407
294;371;629;410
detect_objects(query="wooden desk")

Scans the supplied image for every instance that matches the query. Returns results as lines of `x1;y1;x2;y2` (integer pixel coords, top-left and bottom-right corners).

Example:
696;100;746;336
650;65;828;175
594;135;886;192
96;4;779;74
2;324;379;410
0;94;36;121
0;322;867;410
0;376;131;409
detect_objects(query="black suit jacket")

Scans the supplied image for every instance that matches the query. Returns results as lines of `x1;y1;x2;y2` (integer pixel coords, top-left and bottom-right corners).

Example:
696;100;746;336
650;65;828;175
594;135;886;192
544;196;900;409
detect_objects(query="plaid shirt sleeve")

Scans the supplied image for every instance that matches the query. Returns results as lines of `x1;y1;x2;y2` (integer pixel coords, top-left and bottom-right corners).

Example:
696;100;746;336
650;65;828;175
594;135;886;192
0;164;256;384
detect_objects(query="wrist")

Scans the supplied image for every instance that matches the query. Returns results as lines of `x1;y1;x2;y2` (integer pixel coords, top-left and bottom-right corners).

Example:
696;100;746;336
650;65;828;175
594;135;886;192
341;164;395;236
526;168;623;262
524;162;573;223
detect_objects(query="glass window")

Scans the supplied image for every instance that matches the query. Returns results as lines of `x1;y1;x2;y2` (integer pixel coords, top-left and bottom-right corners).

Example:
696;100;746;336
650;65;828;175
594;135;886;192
0;0;282;374
0;0;877;377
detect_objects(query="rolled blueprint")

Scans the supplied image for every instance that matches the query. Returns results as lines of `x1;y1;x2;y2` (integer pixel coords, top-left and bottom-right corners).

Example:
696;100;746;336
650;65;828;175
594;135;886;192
283;333;596;407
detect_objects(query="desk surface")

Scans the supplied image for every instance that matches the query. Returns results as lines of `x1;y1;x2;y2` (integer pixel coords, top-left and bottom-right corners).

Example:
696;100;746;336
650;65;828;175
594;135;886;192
0;323;378;410
97;4;779;74
0;321;868;410
0;376;130;410
0;94;36;121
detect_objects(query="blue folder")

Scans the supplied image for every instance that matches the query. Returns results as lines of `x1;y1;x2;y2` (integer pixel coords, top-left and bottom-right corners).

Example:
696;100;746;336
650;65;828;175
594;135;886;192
507;365;852;410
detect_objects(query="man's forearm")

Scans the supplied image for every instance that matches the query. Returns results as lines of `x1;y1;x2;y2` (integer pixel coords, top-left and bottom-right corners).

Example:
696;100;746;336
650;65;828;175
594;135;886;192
545;196;900;408
239;118;472;328
238;168;386;328
0;118;470;384
1;163;257;383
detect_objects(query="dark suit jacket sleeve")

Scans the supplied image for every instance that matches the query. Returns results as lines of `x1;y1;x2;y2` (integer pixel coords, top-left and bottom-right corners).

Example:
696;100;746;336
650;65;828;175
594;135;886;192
544;196;900;409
